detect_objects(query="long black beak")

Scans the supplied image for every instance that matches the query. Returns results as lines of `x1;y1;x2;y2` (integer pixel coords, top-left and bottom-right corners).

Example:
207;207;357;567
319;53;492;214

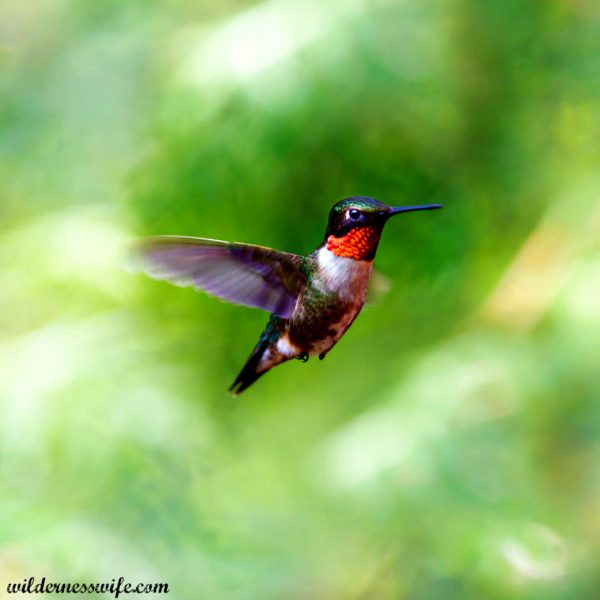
386;203;443;216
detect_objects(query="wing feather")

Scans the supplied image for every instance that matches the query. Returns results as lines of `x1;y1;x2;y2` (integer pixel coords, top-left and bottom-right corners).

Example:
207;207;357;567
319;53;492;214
132;236;305;318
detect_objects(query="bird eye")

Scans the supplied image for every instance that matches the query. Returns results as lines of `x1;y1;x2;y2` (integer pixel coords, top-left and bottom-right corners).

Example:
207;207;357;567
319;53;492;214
348;209;361;220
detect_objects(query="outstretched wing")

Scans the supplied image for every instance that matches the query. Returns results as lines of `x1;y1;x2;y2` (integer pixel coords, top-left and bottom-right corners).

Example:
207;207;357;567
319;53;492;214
131;236;305;318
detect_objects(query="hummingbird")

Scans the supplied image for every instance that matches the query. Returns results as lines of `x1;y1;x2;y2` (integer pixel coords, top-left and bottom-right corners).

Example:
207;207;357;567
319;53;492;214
134;196;441;394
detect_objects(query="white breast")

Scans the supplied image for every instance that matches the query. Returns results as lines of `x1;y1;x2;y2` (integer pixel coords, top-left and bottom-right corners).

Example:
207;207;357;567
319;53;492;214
316;247;372;300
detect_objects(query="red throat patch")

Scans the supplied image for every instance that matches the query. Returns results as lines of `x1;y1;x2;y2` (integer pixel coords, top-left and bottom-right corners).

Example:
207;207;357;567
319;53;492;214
326;226;379;260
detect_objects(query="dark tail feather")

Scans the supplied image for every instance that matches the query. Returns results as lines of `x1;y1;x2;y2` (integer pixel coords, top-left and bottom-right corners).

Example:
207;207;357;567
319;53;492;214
228;335;271;396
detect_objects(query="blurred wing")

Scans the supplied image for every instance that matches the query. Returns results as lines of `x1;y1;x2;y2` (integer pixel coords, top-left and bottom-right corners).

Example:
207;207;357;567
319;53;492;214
132;236;305;318
365;268;391;305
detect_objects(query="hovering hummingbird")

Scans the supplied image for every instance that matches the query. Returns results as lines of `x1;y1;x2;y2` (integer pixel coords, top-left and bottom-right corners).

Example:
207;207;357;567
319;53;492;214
135;196;441;394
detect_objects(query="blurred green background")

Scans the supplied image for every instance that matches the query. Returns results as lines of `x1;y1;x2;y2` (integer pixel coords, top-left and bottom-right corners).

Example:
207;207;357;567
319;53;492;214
2;0;600;598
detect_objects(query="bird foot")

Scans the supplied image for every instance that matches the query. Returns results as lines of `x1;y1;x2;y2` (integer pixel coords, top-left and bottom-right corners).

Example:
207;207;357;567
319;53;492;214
296;352;309;362
318;353;326;360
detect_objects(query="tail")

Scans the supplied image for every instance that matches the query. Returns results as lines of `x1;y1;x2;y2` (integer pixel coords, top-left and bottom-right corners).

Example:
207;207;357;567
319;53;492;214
229;316;294;395
228;333;271;396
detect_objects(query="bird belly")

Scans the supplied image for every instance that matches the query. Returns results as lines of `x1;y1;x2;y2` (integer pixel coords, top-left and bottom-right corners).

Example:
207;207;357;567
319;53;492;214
307;301;363;355
288;297;365;356
288;248;372;356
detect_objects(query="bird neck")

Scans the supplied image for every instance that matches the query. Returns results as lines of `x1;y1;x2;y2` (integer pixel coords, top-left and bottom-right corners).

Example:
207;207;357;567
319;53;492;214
324;226;382;261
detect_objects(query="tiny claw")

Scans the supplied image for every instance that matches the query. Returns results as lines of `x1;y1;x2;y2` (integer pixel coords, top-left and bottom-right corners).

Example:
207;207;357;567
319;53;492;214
296;352;309;362
319;353;326;360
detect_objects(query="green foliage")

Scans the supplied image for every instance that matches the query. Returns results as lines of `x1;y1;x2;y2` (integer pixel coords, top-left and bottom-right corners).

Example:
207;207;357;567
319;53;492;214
1;0;600;598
